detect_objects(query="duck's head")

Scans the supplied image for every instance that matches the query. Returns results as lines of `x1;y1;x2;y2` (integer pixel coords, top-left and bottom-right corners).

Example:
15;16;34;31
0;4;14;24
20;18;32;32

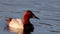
22;10;40;24
23;10;39;19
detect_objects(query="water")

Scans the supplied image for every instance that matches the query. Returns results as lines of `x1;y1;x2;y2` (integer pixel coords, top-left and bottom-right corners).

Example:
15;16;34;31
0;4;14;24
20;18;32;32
0;0;60;34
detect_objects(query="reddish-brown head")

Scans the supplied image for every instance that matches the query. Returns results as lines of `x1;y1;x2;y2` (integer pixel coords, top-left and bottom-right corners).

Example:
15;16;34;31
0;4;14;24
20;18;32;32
22;10;39;24
23;10;39;19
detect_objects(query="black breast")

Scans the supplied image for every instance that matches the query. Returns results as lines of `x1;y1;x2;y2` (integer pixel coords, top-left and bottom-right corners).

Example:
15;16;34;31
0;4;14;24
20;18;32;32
24;23;34;32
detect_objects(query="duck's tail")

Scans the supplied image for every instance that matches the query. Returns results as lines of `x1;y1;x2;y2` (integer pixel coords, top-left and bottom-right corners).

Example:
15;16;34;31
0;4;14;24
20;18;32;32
5;18;12;24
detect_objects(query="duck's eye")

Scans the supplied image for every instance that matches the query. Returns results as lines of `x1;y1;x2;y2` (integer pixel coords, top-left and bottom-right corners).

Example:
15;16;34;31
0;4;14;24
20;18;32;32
32;16;35;18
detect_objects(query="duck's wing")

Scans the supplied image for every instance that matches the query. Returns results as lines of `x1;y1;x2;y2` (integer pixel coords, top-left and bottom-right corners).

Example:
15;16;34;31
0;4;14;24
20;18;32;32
9;19;23;29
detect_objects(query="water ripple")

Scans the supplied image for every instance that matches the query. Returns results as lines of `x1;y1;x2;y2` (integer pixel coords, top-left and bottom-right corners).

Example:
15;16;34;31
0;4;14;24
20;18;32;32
44;18;60;21
0;3;18;6
49;30;60;33
0;10;22;13
39;23;53;26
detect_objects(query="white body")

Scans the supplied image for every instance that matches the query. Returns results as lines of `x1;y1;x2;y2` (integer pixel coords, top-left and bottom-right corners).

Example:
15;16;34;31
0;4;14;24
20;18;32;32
9;19;24;29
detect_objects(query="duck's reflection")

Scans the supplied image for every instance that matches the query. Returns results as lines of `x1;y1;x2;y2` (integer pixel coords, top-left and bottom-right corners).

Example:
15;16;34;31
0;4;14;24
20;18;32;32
4;25;34;34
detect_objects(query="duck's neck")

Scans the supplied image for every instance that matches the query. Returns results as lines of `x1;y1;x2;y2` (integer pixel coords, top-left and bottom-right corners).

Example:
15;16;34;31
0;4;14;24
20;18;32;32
22;16;30;25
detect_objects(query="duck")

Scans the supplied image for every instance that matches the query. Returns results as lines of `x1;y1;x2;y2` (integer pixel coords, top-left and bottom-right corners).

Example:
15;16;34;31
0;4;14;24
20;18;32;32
5;10;40;32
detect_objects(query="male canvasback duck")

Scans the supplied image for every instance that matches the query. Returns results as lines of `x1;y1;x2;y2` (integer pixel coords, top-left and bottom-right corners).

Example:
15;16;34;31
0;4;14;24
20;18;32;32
5;10;39;32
